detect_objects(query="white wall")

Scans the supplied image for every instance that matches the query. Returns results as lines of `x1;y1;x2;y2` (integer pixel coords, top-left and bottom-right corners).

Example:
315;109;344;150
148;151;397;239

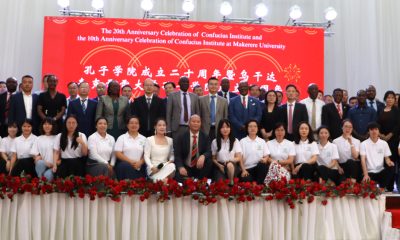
0;0;399;98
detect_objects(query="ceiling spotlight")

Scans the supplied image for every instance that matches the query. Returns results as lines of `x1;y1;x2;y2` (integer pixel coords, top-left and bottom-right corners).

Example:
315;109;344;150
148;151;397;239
255;3;268;18
91;0;104;10
324;7;337;21
182;0;195;13
57;0;70;8
289;5;302;20
220;1;233;17
141;0;154;12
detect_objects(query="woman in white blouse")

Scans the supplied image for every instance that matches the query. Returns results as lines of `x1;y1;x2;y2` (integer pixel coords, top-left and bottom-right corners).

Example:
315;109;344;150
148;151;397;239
316;126;343;185
31;118;57;180
87;117;115;177
212;119;242;185
332;119;361;182
292;121;319;180
239;120;269;184
0;122;18;174
114;116;147;180
53;115;88;178
9;119;37;176
144;118;175;182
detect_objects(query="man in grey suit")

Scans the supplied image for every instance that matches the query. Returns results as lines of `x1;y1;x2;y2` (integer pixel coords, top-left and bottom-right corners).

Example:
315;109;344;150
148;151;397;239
166;76;199;139
199;77;228;140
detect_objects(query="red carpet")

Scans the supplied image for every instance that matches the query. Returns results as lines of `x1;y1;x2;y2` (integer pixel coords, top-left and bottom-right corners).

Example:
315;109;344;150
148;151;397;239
386;195;400;229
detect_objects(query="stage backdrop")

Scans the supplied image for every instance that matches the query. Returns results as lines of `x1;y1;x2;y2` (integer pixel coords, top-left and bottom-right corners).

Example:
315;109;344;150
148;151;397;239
42;17;324;99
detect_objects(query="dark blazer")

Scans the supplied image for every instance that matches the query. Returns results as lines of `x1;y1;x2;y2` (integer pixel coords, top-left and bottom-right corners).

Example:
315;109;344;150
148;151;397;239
131;95;166;137
228;95;262;139
67;98;97;137
376;100;385;116
0;92;8;137
279;102;309;140
8;92;39;133
321;102;350;140
174;130;211;169
218;91;238;103
166;91;199;132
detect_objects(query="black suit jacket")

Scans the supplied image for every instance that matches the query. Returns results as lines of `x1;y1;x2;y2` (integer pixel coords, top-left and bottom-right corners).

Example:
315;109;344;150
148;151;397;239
131;95;166;137
321;103;350;140
9;92;39;133
279;103;309;140
67;98;97;137
218;91;238;100
0;92;7;137
174;130;211;169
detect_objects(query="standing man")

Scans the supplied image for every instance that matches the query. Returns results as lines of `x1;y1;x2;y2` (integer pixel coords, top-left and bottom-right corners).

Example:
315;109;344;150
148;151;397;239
347;90;376;141
198;77;228;140
9;75;39;134
132;78;165;137
321;88;350;139
64;82;78;120
366;85;385;116
228;81;262;139
0;77;18;137
174;115;213;182
121;85;133;103
193;85;204;97
300;83;325;132
218;77;238;104
67;82;98;137
93;82;106;102
166;76;199;139
279;84;308;141
37;75;67;134
163;81;176;108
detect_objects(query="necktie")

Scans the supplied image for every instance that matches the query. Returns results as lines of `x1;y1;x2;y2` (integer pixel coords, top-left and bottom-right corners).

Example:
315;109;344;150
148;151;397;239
146;97;151;109
336;104;342;118
81;99;87;114
223;92;227;98
288;103;293;134
210;95;216;125
190;134;198;167
5;93;10;122
183;92;188;122
369;100;374;109
242;96;246;108
311;100;316;130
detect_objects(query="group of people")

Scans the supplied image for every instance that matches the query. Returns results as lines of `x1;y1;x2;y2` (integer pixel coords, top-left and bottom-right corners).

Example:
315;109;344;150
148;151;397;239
0;74;399;191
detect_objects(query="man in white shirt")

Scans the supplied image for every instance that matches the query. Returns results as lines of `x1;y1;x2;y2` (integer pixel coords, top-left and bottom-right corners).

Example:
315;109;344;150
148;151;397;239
300;83;325;132
361;122;395;189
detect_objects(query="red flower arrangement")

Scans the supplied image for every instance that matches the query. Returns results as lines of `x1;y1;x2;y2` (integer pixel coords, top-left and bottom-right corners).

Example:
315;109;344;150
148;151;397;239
0;174;382;208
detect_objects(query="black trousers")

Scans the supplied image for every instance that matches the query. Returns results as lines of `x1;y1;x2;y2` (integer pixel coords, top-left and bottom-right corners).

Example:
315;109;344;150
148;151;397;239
175;159;213;183
56;157;86;178
317;165;344;186
10;157;36;177
240;162;269;184
369;166;395;189
0;159;7;174
212;162;241;182
339;160;362;182
294;163;317;181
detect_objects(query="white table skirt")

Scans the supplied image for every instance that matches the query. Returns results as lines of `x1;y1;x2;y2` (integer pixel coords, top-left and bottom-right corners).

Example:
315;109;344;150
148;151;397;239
0;193;388;240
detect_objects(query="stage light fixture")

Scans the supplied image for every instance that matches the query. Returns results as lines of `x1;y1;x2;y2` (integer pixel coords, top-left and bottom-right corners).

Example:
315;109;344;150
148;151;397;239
57;0;70;9
143;0;193;20
140;0;154;12
219;1;233;17
289;5;302;20
221;1;266;24
91;0;104;10
255;3;268;18
324;7;337;21
182;0;195;13
58;0;104;17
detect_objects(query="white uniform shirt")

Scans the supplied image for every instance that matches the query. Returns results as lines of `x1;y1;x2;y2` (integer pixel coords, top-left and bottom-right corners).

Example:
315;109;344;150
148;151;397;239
240;136;270;169
211;138;242;163
300;97;325;130
294;140;319;164
22;92;33;119
10;134;37;158
88;132;116;166
30;135;56;164
317;142;339;169
333;136;360;163
267;139;296;161
53;132;87;159
0;136;15;160
360;138;391;173
114;133;146;161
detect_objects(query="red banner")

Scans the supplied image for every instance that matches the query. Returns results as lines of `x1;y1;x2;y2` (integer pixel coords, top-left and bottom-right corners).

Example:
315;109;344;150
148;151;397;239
42;17;324;99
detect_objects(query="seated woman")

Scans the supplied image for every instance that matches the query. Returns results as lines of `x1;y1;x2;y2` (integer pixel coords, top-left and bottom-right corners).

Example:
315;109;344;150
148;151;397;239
0;122;18;174
239;120;269;184
316;126;343;185
211;119;242;185
292;121;319;181
53;115;88;178
332;119;361;182
265;122;295;183
9;119;37;177
87;117;115;177
144;118;175;182
31;118;57;180
114;116;147;180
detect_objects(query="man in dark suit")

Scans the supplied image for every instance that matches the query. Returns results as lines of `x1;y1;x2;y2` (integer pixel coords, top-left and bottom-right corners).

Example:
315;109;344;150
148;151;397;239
174;115;212;182
9;75;40;134
322;88;350;139
166;76;199;139
91;82;106;102
217;77;238;104
366;85;384;116
279;84;308;141
162;81;176;110
228;81;262;139
131;78;165;137
67;82;97;137
0;77;18;137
